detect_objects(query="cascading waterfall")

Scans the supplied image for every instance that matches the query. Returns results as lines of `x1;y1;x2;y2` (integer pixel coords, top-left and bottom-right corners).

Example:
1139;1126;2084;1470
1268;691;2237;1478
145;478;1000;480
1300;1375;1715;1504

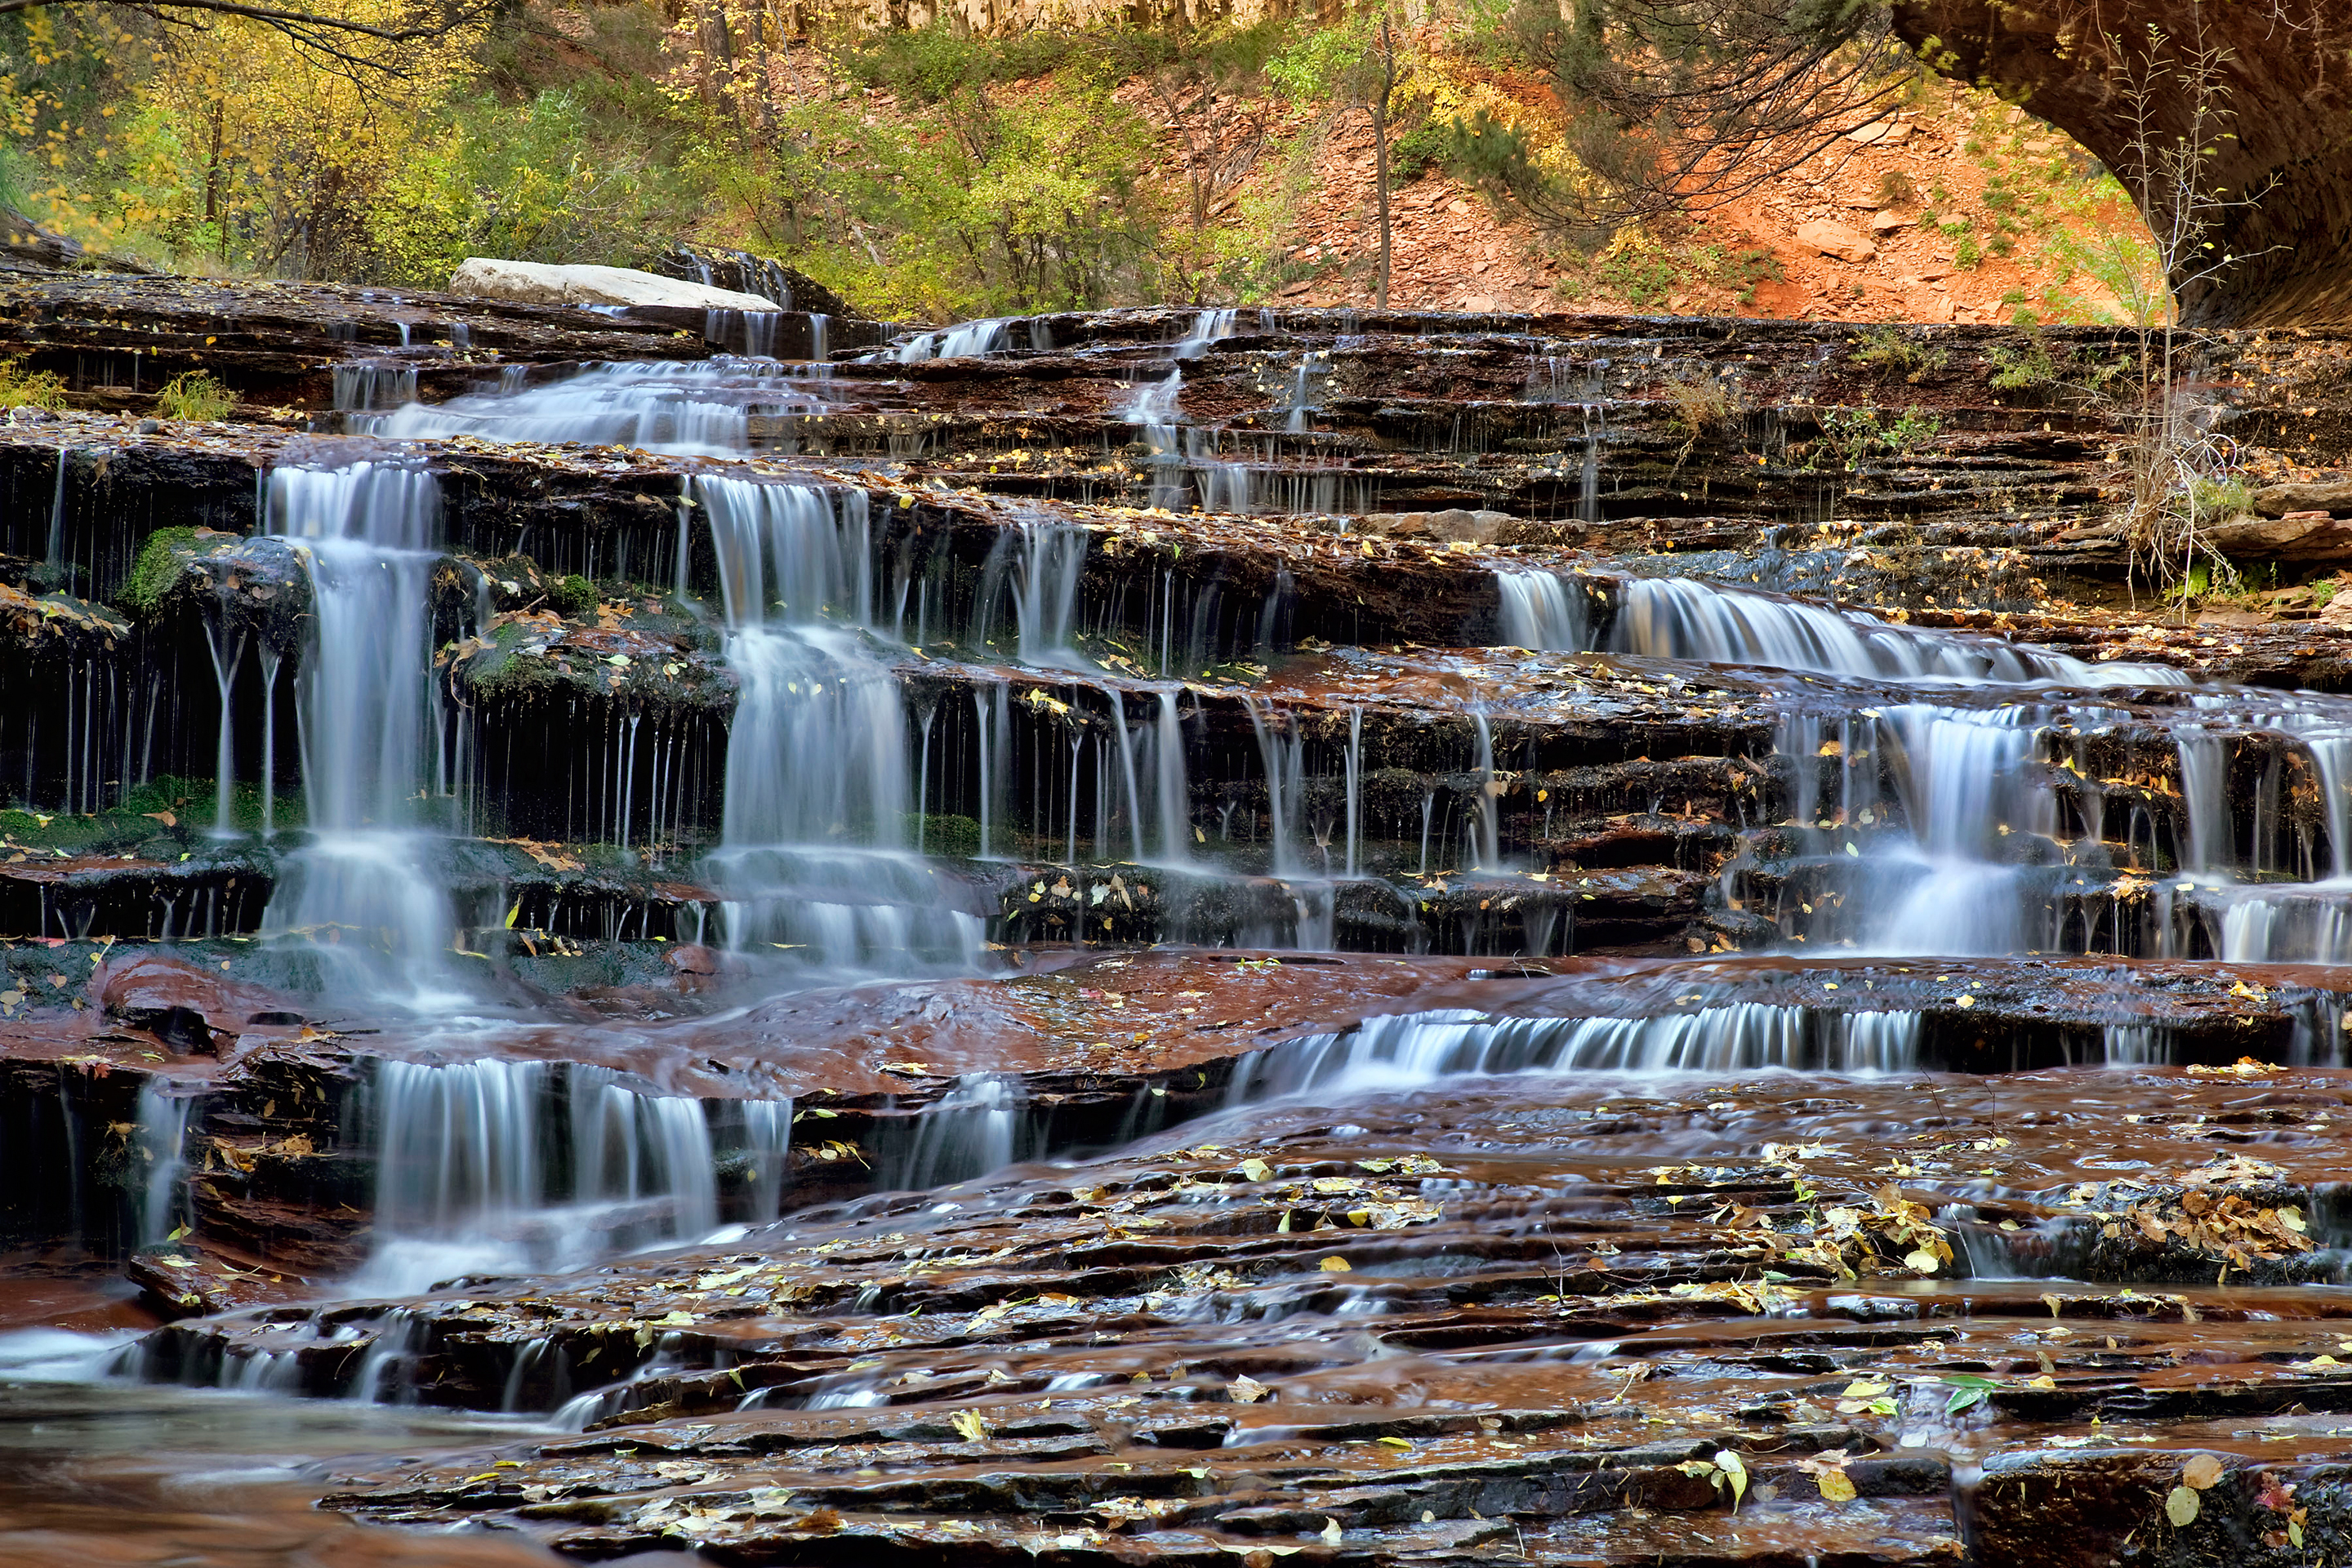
889;318;1011;363
976;517;1092;670
1231;1004;1922;1099
696;474;984;968
1125;371;1186;509
359;1056;792;1294
381;360;838;454
259;461;454;991
1495;569;1588;649
1175;308;1236;359
132;1081;193;1246
1495;568;2185;688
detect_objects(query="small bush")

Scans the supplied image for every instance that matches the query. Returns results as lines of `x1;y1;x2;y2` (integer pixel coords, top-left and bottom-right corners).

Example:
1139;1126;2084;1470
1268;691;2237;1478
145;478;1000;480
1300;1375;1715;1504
549;575;599;618
1875;170;1921;209
0;358;69;411
1953;235;1983;270
155;372;234;421
1662;372;1743;443
2185;476;2253;521
1852;325;1949;382
1986;340;2058;391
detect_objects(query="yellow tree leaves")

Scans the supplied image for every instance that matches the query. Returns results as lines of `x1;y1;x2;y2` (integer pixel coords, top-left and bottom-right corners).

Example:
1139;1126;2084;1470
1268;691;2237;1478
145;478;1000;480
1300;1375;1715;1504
8;0;485;271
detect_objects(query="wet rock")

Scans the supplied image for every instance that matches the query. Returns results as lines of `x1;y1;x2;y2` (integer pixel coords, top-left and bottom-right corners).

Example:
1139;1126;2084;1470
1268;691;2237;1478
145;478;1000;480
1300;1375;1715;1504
447;257;780;312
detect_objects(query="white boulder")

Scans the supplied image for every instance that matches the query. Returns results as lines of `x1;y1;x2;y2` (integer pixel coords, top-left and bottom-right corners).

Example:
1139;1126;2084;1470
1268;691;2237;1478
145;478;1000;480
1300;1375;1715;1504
446;258;779;311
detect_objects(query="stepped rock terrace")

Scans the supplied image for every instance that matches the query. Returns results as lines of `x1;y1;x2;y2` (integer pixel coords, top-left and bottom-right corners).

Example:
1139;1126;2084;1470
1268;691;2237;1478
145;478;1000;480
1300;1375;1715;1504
4;278;2352;1567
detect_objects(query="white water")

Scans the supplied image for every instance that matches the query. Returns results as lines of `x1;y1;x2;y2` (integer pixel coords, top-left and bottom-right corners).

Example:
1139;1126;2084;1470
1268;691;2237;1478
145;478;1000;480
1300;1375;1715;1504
358;1056;792;1295
1494;568;2184;688
259;462;456;995
696;474;986;969
379;360;836;455
1230;1004;1921;1100
889;318;1011;363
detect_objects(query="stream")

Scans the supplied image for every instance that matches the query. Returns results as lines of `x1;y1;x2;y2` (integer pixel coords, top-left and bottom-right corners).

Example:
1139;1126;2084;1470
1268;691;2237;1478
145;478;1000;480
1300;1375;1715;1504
3;292;2351;1566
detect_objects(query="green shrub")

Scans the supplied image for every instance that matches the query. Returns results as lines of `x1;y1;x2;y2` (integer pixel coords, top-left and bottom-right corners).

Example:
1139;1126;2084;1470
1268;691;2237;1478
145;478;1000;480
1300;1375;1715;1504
154;371;234;421
0;357;69;411
1986;340;2058;391
1953;234;1983;270
1852;325;1949;382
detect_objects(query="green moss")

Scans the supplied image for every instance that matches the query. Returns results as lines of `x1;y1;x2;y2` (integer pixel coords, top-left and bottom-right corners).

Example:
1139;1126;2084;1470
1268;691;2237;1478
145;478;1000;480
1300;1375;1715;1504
118;527;198;620
550;574;599;618
907;813;982;857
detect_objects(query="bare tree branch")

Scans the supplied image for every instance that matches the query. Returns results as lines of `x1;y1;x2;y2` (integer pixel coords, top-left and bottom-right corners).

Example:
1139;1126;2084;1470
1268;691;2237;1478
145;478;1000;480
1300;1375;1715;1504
0;0;496;76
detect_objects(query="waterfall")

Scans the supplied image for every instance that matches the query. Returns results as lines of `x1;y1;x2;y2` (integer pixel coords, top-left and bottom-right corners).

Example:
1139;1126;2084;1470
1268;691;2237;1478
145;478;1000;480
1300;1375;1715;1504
696;475;982;969
889;318;1010;363
1154;689;1192;865
882;1074;1022;1189
1125;371;1186;509
260;462;453;987
976;518;1091;670
1244;697;1304;875
381;360;801;453
133;1081;193;1246
1174;308;1236;359
1498;570;2185;688
1228;1004;1921;1100
1495;570;1588;652
2173;732;2231;873
359;1057;792;1294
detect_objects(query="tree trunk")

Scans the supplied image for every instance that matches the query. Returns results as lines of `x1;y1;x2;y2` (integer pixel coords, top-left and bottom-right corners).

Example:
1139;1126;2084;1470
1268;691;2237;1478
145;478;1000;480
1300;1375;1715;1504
1372;11;1396;310
1895;0;2352;326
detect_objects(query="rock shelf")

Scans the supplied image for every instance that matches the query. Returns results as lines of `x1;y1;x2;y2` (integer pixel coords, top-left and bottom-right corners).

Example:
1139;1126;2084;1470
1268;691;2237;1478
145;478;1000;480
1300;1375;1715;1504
4;283;2352;1566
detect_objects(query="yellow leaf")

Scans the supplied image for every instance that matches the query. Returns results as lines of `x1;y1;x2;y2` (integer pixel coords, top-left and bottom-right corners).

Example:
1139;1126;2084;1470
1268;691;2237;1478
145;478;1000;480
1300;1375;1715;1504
2181;1454;2223;1490
1240;1158;1272;1183
1320;1256;1352;1272
952;1409;988;1442
2165;1485;2200;1527
1817;1469;1857;1502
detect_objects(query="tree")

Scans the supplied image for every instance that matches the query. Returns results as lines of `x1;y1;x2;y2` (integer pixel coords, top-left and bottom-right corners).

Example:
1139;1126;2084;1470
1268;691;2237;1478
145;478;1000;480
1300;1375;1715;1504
1;0;488;270
1271;5;1406;309
0;0;491;77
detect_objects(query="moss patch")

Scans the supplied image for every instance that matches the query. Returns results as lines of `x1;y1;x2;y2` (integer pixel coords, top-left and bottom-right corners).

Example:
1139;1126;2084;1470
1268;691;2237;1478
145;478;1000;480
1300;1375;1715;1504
117;527;199;620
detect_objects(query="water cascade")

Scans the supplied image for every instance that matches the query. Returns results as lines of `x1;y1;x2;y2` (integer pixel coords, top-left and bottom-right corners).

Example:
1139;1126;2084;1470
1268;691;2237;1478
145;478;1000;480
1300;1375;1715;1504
260;461;455;991
697;474;982;968
359;1057;791;1294
16;292;2352;1560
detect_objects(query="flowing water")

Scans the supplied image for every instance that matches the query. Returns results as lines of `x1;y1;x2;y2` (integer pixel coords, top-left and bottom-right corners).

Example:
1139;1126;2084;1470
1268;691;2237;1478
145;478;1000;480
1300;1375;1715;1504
11;302;2352;1564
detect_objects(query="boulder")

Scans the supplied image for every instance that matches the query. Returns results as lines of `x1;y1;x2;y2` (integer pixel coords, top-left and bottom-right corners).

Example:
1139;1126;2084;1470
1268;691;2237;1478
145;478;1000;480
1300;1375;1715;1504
1361;509;1516;543
2203;510;2352;561
445;258;780;312
2253;478;2352;517
1796;220;1877;264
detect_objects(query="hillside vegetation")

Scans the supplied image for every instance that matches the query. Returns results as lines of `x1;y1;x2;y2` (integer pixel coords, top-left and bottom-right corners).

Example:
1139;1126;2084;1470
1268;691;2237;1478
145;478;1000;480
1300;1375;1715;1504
0;0;2166;324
